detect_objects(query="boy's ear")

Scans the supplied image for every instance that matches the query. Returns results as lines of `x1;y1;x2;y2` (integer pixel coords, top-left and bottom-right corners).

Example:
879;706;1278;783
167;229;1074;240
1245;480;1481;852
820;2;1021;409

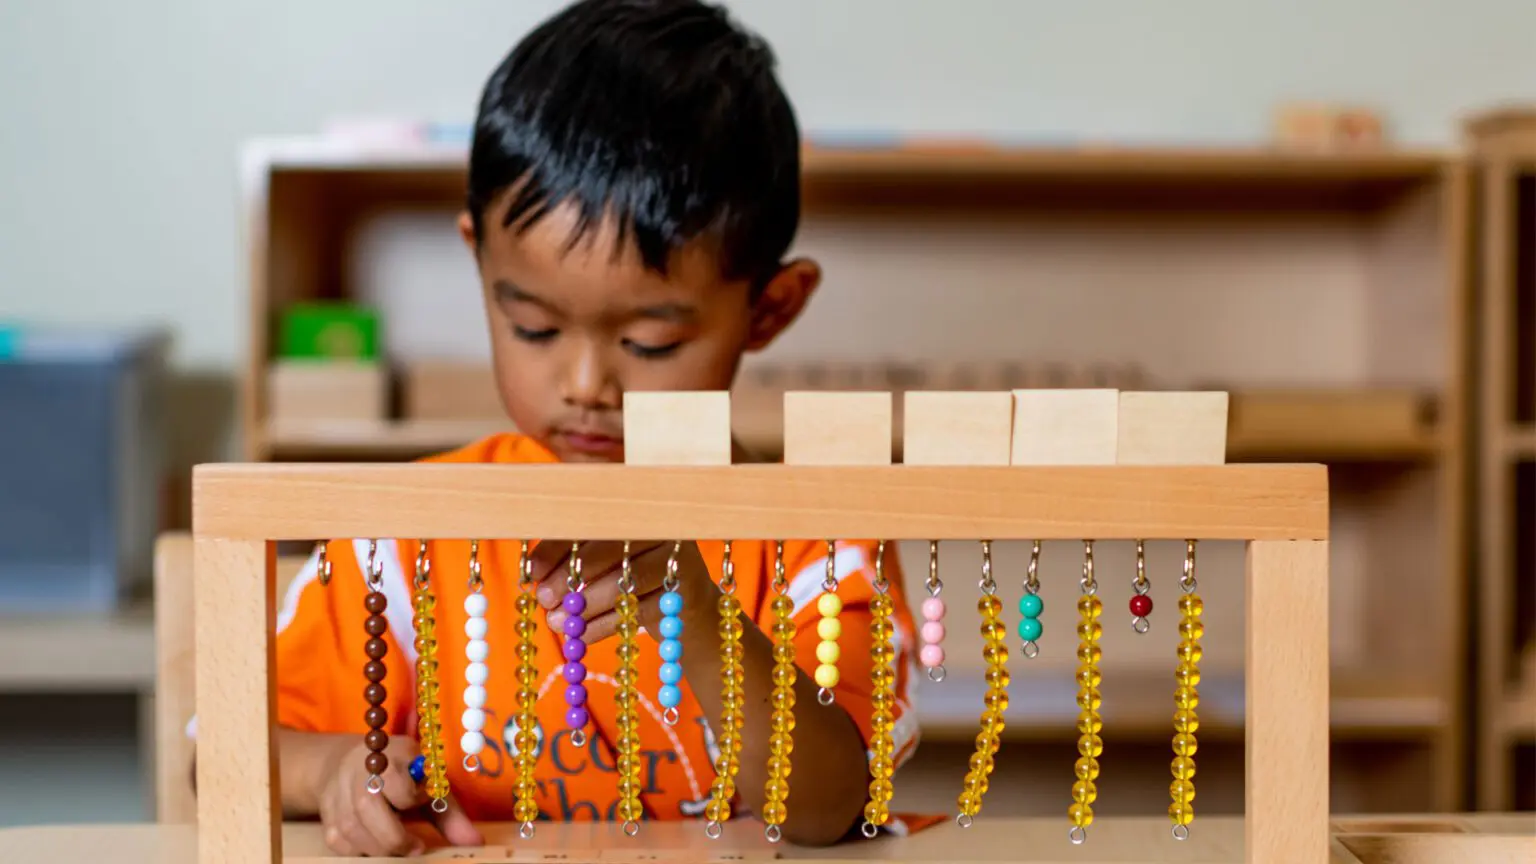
457;211;478;255
745;257;820;352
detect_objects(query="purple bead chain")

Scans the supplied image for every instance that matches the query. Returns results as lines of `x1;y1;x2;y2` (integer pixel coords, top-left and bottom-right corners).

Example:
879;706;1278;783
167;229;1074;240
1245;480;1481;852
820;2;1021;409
561;584;590;746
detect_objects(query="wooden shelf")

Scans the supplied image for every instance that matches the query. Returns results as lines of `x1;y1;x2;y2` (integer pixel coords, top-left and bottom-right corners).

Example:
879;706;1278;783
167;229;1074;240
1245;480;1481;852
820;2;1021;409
1504;687;1536;741
241;131;1471;812
915;666;1446;742
0;600;155;692
1504;428;1536;457
264;386;1439;464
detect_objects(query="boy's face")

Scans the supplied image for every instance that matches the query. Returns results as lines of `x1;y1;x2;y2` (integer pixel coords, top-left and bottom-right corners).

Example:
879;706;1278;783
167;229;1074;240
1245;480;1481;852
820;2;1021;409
459;202;818;463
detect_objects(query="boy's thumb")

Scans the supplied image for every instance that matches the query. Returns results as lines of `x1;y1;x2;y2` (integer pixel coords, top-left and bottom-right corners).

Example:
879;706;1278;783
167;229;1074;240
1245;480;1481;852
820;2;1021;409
431;796;484;847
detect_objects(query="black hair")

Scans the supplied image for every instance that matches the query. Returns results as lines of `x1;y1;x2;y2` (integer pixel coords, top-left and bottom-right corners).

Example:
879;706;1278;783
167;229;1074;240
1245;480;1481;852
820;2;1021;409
467;0;800;286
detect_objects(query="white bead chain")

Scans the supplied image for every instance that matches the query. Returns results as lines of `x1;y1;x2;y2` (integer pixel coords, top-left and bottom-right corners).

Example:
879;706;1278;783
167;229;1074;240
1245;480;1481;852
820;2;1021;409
462;540;489;771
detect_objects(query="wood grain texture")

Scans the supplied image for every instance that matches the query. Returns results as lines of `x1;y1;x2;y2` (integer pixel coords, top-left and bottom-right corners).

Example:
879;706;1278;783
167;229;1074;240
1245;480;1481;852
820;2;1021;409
901;391;1013;466
191;463;1328;542
1247;540;1331;864
2;815;1531;864
193;538;280;864
1010;389;1119;465
1117;391;1230;465
783;391;893;465
154;533;197;824
622;391;732;465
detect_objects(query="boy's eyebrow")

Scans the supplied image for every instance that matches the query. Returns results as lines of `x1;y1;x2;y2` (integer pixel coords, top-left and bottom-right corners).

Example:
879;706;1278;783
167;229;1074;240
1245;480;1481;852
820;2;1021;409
493;280;548;308
631;302;698;323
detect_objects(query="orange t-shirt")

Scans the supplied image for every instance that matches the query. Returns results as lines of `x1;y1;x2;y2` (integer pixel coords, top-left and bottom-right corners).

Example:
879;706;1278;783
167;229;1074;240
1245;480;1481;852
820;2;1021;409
270;433;923;829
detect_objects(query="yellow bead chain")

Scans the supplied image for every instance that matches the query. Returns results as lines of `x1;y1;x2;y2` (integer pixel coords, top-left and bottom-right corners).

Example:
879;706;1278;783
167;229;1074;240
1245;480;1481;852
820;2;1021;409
512;542;540;837
705;543;746;838
813;541;841;704
957;541;1007;827
411;543;450;810
614;543;644;836
861;542;896;838
1070;541;1103;845
1170;540;1202;840
762;541;796;844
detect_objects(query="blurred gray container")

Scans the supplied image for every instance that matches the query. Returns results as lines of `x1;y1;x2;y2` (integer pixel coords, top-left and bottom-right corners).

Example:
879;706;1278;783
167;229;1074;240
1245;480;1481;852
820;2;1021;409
0;325;171;612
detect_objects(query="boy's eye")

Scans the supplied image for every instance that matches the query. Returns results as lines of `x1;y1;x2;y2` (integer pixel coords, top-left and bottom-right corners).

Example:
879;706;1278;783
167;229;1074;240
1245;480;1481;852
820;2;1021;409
513;325;558;343
622;338;682;359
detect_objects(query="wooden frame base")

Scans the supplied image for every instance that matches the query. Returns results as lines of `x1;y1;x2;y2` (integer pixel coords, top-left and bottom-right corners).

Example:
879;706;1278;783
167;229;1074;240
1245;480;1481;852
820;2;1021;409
191;463;1330;864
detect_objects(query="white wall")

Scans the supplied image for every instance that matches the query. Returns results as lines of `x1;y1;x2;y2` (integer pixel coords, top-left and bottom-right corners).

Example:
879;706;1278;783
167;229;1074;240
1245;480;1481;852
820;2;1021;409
0;0;1533;369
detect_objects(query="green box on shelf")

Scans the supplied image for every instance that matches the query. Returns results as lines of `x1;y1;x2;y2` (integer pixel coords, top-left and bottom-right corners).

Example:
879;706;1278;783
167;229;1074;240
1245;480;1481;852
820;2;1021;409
278;302;379;360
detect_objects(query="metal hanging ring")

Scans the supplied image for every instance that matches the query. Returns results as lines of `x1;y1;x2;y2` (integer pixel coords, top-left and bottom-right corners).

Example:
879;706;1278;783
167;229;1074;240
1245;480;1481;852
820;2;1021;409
1069;826;1086;844
861;821;879;838
1173;824;1190;841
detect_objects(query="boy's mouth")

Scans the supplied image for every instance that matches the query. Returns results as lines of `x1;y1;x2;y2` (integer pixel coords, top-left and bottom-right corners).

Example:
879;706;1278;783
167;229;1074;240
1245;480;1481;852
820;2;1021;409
555;429;624;456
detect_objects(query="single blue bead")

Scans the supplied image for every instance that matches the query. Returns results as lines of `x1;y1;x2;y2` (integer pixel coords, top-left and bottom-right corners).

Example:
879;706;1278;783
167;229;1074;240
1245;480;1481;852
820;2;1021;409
658;591;683;617
658;615;683;640
659;638;683;663
1019;594;1043;618
1018;617;1043;642
659;661;683;685
659;684;682;708
408;754;426;784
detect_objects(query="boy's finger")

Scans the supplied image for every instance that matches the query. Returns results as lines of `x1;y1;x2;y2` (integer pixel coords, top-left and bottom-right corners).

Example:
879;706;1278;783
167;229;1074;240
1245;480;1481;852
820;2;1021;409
357;791;423;857
525;539;575;586
429;795;486;847
578;609;621;644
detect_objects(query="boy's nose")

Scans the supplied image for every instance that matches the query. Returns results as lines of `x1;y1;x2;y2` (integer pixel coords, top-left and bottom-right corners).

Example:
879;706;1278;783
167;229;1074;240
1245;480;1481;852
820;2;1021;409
562;347;619;410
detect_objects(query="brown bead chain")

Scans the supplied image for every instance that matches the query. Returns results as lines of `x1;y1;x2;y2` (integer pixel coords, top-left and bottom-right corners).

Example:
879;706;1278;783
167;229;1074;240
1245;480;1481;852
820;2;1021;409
362;543;390;793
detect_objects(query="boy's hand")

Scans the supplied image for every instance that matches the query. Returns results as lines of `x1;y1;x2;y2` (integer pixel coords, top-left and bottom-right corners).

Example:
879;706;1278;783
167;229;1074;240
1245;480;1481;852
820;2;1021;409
528;540;719;641
316;735;483;857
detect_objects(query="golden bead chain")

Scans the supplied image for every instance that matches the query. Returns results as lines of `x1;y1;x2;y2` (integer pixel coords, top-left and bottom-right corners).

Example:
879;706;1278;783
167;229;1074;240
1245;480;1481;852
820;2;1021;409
1170;540;1202;840
761;541;796;844
705;542;746;839
957;540;1007;828
1070;540;1104;845
614;543;644;837
512;541;540;838
411;542;450;812
861;542;897;838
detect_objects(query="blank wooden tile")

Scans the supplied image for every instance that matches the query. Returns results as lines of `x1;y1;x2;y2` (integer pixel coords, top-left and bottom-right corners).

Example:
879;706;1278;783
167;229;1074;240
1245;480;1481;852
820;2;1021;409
1117;390;1230;464
902;391;1014;465
622;391;732;465
1010;389;1119;465
783;391;892;465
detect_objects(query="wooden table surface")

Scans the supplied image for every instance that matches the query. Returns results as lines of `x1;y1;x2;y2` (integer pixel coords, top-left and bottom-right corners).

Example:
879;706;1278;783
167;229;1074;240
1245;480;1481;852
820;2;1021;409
0;815;1531;864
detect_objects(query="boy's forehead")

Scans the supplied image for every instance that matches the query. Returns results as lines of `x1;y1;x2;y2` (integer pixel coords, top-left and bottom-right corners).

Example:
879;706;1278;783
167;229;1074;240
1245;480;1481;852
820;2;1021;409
483;200;733;300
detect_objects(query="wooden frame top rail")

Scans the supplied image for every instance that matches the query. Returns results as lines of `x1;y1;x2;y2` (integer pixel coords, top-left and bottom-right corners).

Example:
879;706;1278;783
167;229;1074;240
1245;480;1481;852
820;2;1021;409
192;463;1328;541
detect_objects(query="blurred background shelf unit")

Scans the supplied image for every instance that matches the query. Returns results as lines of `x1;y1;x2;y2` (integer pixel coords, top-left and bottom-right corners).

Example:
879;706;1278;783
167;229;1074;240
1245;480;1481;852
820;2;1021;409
239;136;1471;814
1465;107;1536;812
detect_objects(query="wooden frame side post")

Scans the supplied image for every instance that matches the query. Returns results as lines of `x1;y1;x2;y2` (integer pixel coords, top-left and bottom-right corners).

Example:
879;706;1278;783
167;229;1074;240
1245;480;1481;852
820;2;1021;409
194;537;280;864
1245;539;1330;864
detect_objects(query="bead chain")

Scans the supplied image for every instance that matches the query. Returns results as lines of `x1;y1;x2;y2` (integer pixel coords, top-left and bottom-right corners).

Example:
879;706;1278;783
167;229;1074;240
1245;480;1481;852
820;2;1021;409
1069;541;1104;844
761;541;795;844
409;542;450;812
462;541;489;771
657;541;684;726
813;541;841;706
705;542;746;839
1019;540;1043;658
361;541;390;795
919;541;947;682
1130;540;1154;633
513;541;540;838
956;541;1006;828
861;542;897;838
561;544;590;748
1170;540;1202;840
614;543;644;837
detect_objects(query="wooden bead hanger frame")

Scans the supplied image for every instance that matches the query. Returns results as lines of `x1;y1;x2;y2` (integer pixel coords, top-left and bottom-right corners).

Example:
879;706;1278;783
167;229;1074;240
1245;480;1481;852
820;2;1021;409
190;388;1330;864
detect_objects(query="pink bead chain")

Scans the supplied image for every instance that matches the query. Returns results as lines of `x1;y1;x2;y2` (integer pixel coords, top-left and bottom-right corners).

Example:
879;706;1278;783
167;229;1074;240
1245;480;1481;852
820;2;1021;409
920;541;946;681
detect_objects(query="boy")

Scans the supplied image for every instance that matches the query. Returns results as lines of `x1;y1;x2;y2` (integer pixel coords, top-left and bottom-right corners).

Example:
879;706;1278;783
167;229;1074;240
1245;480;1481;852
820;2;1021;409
258;0;921;856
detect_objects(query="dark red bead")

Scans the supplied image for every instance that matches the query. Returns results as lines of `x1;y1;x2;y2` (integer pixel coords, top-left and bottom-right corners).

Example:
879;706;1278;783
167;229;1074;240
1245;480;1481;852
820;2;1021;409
365;707;388;729
365;593;388;615
365;729;389;752
364;616;388;637
365;751;389;775
365;638;388;660
1130;594;1153;617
